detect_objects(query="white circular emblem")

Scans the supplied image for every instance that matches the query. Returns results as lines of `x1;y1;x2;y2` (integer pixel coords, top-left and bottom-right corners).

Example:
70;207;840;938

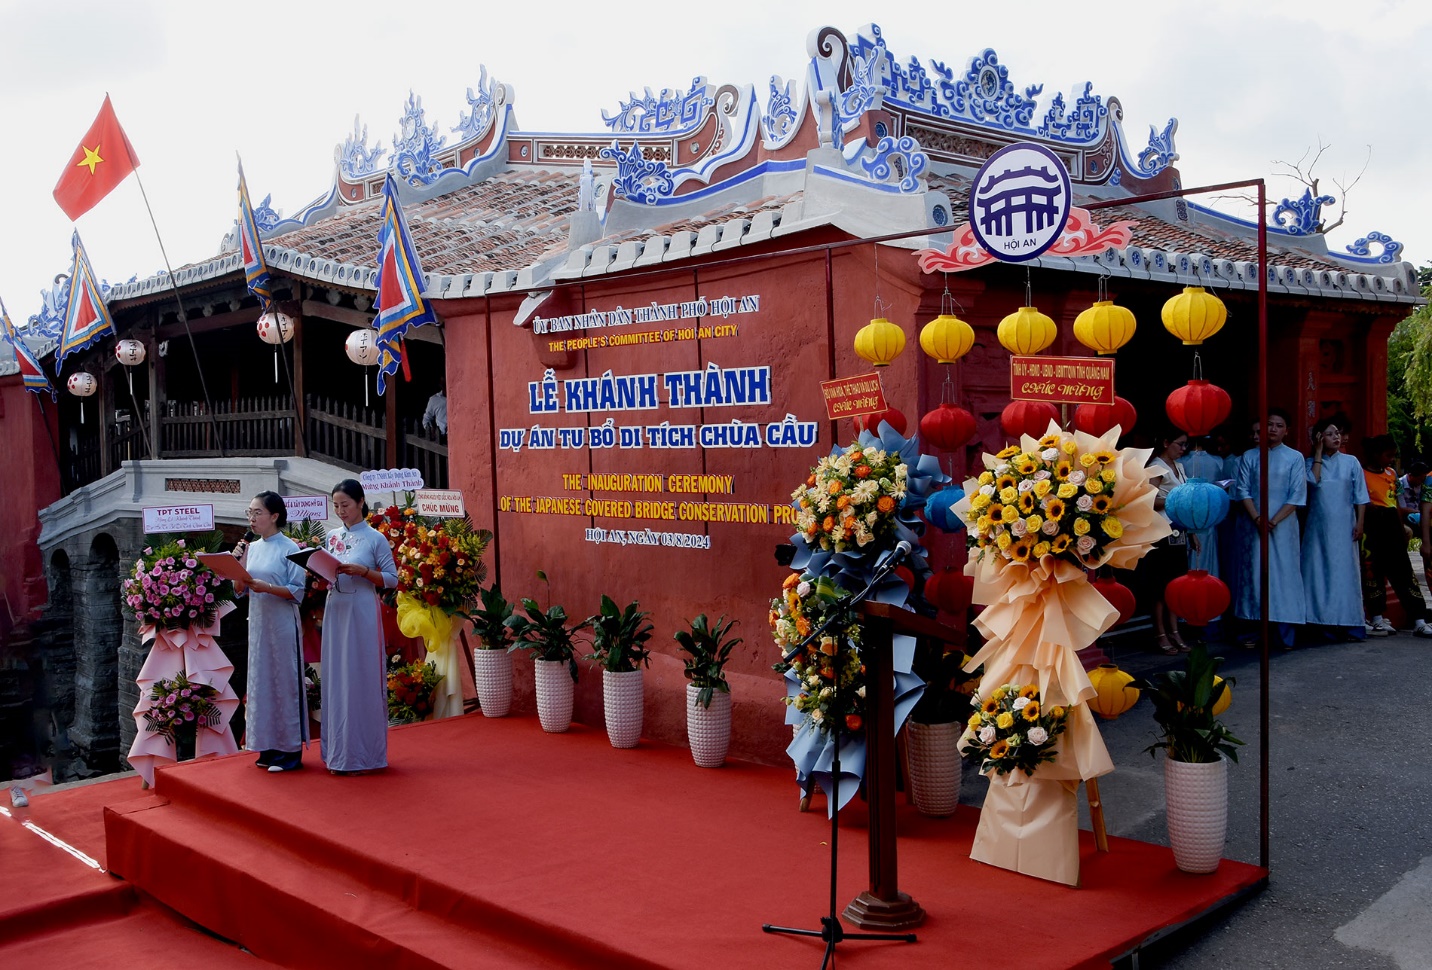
968;143;1072;263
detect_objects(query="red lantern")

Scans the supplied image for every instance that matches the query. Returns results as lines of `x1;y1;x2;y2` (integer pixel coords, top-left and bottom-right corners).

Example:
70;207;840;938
853;407;907;436
1165;380;1232;437
1074;396;1138;437
919;403;977;452
1000;400;1059;440
1164;570;1230;626
895;565;915;590
1092;577;1136;627
925;567;974;616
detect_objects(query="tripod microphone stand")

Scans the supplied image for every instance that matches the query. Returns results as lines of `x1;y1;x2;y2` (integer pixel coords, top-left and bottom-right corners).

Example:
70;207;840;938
762;543;919;967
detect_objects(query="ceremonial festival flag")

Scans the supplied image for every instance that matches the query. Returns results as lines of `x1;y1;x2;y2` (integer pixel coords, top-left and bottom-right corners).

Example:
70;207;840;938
237;158;272;311
373;174;437;395
53;95;140;221
56;232;116;373
1;298;57;400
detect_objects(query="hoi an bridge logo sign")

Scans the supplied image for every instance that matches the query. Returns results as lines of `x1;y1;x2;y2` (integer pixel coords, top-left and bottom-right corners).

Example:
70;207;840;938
969;143;1071;262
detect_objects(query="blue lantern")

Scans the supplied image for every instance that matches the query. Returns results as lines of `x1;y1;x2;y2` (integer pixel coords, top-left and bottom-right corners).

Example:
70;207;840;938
1165;479;1230;532
924;489;967;534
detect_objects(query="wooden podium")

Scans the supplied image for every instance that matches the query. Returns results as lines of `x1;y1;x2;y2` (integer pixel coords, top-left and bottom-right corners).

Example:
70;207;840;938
841;601;962;931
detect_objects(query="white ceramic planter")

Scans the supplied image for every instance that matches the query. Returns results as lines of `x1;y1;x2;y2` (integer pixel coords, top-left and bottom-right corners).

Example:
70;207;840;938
533;659;574;733
1164;756;1228;873
602;669;644;748
906;720;962;817
473;649;513;718
686;684;731;768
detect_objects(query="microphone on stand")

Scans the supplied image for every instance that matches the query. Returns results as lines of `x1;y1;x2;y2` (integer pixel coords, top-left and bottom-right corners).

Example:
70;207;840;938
888;540;914;564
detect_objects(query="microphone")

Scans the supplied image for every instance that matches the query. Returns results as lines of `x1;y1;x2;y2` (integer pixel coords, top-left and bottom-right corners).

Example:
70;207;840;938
236;529;257;559
243;530;257;543
890;540;914;563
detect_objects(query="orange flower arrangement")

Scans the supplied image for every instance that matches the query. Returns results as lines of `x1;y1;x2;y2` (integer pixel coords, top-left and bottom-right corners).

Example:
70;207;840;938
370;504;491;614
791;442;909;553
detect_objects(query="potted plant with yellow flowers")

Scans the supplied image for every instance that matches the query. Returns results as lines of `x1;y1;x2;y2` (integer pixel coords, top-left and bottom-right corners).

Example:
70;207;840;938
585;595;654;749
674;613;742;767
1135;645;1243;873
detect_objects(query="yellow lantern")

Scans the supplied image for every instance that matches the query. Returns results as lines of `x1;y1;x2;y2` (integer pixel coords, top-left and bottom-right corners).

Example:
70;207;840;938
1161;286;1227;345
854;317;906;367
1211;675;1231;717
997;305;1056;355
918;313;974;364
1073;300;1136;355
1086;663;1140;720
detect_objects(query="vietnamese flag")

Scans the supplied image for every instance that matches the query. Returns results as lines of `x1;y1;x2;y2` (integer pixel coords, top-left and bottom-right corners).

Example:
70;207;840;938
52;95;140;221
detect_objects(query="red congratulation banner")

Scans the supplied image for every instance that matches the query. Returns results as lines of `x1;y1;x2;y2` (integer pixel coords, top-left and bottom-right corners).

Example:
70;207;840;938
1010;356;1115;406
819;372;888;421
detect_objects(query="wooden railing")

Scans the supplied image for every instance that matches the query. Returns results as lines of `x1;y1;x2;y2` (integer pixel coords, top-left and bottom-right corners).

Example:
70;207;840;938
109;418;151;468
401;418;449;489
159;396;296;457
305;394;386;472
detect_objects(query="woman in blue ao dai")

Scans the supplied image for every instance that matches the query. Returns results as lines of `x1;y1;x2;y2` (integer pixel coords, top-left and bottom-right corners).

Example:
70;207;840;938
321;479;398;775
235;491;309;772
1234;409;1307;647
1300;420;1368;640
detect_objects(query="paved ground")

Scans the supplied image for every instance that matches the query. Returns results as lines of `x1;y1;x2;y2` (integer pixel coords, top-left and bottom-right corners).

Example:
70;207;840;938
1064;630;1432;970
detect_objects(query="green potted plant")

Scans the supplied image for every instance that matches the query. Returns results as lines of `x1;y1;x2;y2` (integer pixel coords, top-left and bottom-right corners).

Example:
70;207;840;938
1134;645;1245;873
585;595;654;748
466;585;517;717
674;613;742;767
507;571;587;733
905;646;979;816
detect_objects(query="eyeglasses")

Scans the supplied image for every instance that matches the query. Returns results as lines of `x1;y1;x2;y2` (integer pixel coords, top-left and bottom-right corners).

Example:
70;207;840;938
245;508;271;517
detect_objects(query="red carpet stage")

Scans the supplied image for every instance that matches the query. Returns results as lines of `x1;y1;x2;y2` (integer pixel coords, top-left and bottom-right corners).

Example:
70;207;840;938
4;716;1264;969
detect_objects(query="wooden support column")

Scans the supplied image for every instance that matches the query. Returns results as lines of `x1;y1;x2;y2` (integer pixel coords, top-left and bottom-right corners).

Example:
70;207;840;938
385;376;399;469
148;333;164;459
96;362;112;477
292;309;307;457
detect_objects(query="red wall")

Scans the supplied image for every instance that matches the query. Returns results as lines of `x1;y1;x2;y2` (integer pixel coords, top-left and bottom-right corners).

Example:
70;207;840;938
0;377;62;627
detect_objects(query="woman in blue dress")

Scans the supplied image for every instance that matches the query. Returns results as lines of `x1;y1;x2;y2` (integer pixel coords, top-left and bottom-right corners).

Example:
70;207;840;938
234;491;309;772
1235;408;1307;647
1300;419;1368;640
321;479;397;775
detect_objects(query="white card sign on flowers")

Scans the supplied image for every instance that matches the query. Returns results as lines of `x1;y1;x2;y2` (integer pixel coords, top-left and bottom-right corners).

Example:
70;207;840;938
360;468;424;492
142;504;215;533
283;495;329;522
415;489;465;518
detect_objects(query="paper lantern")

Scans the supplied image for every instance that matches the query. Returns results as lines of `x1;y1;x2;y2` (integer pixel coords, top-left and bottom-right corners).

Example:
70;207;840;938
919;313;974;364
919;403;977;452
852;407;907;436
1087;664;1140;720
1092;576;1135;627
925;566;973;616
1074;396;1137;437
1210;675;1232;717
1164;570;1230;627
66;372;97;397
256;311;295;345
1162;286;1227;345
114;339;146;366
1073;300;1136;356
345;329;381;366
1165;480;1230;532
923;490;966;533
1165;379;1232;437
1000;400;1059;440
854;318;905;367
996;306;1056;355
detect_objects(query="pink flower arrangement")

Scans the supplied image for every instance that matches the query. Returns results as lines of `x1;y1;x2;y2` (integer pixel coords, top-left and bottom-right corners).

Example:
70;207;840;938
142;671;222;744
123;535;235;630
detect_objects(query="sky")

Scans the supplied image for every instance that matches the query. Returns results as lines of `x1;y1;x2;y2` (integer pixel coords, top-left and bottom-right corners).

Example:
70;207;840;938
1;0;1429;329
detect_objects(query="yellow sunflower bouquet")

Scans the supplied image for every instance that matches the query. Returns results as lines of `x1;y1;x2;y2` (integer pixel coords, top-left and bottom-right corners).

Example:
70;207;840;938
962;430;1124;569
959;683;1070;776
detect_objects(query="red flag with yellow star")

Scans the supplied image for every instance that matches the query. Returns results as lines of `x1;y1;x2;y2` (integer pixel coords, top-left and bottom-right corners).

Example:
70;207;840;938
52;95;140;221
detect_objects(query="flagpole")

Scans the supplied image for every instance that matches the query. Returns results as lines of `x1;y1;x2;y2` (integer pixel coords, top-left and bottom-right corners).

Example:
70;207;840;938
274;307;306;456
129;169;226;457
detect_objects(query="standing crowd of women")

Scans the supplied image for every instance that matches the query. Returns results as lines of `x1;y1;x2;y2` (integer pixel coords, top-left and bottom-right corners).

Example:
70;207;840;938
234;479;396;776
1142;411;1432;652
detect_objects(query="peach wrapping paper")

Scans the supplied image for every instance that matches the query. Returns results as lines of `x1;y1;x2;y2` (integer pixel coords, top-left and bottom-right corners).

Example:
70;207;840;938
952;422;1170;884
127;602;240;786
